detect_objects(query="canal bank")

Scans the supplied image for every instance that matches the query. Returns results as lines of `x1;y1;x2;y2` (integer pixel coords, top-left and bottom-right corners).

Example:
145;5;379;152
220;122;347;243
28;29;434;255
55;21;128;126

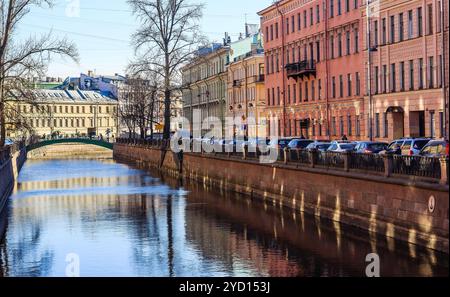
0;146;27;218
113;143;449;254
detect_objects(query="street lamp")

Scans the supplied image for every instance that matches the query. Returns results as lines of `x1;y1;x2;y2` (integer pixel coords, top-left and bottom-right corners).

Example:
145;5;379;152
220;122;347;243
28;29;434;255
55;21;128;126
366;0;379;141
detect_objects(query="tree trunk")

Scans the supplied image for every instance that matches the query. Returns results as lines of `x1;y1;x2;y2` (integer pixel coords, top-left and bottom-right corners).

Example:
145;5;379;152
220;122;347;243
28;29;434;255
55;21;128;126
163;56;171;142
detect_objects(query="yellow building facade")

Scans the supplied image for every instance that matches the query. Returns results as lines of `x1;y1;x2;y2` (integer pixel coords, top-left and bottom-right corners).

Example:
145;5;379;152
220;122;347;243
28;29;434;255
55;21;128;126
7;89;119;139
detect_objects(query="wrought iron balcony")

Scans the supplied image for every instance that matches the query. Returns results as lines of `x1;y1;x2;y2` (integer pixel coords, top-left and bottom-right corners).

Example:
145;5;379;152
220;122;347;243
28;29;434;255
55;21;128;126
255;74;265;83
285;60;316;80
233;80;242;87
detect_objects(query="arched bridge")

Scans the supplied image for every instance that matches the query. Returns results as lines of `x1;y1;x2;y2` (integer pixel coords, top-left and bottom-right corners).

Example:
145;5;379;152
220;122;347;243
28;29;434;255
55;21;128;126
26;138;114;151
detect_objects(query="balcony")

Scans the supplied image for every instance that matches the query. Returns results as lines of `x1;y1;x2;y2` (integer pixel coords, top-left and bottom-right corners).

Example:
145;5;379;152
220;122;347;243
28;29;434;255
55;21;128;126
233;80;242;88
285;60;316;81
255;74;265;83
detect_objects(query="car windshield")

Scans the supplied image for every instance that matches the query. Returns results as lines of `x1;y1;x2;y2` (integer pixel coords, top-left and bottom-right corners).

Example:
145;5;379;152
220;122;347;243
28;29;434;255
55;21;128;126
340;144;356;150
413;140;430;149
317;144;331;150
368;143;387;150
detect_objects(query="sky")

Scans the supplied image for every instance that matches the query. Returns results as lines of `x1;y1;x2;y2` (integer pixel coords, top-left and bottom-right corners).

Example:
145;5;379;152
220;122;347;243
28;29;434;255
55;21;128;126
16;0;273;78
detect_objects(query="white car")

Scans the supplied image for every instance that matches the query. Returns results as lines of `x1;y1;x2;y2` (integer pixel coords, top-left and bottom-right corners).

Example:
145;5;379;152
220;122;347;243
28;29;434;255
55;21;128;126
327;141;357;153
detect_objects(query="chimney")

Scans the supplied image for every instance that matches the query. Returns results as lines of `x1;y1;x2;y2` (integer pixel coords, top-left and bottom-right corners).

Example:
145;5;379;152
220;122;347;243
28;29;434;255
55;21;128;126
88;70;94;77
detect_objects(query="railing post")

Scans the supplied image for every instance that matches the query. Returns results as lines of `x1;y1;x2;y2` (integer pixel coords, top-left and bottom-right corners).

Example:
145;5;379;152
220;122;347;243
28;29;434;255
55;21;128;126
283;148;289;164
309;149;317;168
243;145;248;160
440;157;449;185
383;154;394;177
343;152;350;172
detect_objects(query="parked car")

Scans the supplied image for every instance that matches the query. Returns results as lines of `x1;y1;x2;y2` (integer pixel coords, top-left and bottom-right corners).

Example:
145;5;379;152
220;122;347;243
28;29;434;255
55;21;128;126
268;138;296;150
305;142;332;152
287;139;315;150
419;140;449;158
327;141;357;152
384;138;431;156
354;142;389;154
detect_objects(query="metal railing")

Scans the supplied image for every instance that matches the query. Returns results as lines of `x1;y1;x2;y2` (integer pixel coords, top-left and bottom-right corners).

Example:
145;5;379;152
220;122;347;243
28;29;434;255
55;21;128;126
392;155;442;179
117;139;449;184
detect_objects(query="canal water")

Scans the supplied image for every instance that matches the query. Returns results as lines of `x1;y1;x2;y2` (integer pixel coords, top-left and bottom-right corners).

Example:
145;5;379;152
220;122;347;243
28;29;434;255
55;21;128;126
0;158;448;277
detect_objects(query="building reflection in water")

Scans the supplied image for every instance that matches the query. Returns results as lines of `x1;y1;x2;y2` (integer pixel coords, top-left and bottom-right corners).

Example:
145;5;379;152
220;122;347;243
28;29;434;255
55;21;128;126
0;159;448;277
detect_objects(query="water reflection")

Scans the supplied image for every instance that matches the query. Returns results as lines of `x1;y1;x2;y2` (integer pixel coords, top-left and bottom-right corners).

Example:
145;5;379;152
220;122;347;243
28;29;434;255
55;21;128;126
0;159;448;277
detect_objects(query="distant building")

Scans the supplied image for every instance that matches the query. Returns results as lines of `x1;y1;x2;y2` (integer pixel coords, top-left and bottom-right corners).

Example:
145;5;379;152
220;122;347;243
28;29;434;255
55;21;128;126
7;89;119;140
182;40;231;136
226;29;266;138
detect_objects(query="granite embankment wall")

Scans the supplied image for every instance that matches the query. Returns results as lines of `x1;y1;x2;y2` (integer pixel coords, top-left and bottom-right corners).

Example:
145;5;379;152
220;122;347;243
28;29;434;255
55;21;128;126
113;144;449;253
0;148;27;225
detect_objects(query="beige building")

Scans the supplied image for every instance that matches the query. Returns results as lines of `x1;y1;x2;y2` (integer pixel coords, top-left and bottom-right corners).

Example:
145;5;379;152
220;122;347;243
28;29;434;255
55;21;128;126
227;32;266;138
182;43;230;136
7;89;119;140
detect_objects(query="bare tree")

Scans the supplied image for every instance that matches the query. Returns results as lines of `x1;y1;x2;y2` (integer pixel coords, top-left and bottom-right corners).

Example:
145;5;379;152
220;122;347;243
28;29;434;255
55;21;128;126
0;0;79;146
127;0;204;141
118;77;159;139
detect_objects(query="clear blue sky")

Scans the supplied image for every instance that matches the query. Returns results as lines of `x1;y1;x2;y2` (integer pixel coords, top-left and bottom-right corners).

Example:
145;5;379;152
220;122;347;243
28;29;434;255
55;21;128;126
17;0;273;78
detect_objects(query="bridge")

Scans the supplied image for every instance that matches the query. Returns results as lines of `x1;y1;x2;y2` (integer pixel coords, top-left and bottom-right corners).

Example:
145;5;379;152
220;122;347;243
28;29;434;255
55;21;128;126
26;138;114;151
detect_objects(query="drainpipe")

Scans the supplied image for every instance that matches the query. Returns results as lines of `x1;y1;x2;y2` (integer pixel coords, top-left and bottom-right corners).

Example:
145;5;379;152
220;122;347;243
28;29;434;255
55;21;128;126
275;1;287;137
440;0;448;141
324;0;331;139
367;1;374;141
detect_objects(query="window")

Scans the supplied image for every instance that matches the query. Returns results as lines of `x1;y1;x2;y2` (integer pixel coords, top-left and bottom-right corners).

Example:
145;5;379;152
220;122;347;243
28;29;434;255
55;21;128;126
272;88;275;105
347;73;352;96
277;87;280;105
316;5;320;23
316;41;321;62
345;0;350;13
428;56;434;88
409;60;414;90
390;15;395;43
347;115;352;136
286;18;289;35
332;117;337;135
408;10;413;38
304;81;309;101
304;11;307;28
399;13;404;41
354;29;359;53
390;63;396;92
430;111;435;138
318;79;322;100
267;89;271;106
338;33;342;57
356;72;360;95
275;23;279;39
346;31;351;55
418;7;423;37
298;13;301;31
382;18;387;45
419;58;424;89
439;55;443;87
287;85;291;104
339;75;344;97
375;113;380;138
339;116;344;136
330;36;335;58
356;115;361;136
310;8;313;26
299;83;303;102
330;0;334;18
374;66;379;94
400;61;405;91
437;1;442;32
427;4;433;35
384;113;388;138
332;76;336;98
293;84;297;103
337;0;342;15
440;112;444;137
266;26;269;42
374;20;378;47
292;15;295;33
312;80;315;101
